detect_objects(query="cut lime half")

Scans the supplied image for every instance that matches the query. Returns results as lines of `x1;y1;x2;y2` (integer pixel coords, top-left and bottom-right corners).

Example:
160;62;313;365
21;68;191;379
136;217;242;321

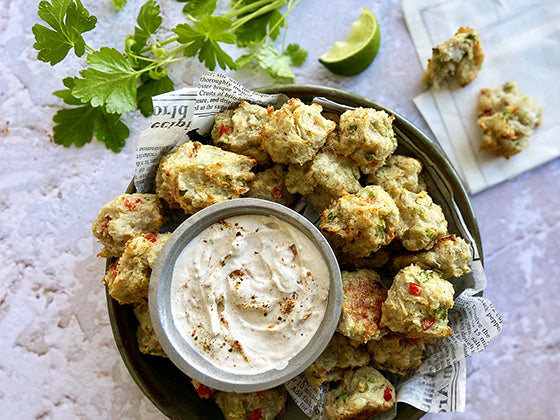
319;8;381;76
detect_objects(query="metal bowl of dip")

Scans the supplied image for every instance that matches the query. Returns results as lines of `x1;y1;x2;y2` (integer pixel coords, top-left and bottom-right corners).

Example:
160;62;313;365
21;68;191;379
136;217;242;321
148;198;343;392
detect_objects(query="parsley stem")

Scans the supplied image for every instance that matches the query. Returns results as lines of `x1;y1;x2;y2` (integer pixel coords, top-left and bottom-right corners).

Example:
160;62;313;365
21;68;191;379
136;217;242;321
128;54;182;64
135;55;186;76
281;0;300;52
154;35;179;48
226;0;286;21
240;0;294;53
230;0;288;31
164;43;188;59
138;35;180;55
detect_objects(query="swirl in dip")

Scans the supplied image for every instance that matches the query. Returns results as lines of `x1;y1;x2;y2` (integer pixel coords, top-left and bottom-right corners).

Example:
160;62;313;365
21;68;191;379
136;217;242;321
171;214;330;374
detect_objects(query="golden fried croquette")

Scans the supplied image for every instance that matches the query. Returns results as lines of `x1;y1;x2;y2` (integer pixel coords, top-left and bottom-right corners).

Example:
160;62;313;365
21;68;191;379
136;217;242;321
381;264;454;338
323;366;396;420
215;387;287;420
305;333;371;386
367;332;426;375
103;232;171;305
260;98;336;165
320;186;400;258
133;301;166;357
245;164;296;207
477;82;543;158
392;234;472;279
285;149;361;213
330;107;398;174
156;141;256;214
393;188;448;251
423;27;484;89
91;193;163;258
366;155;426;194
212;100;271;166
337;269;389;345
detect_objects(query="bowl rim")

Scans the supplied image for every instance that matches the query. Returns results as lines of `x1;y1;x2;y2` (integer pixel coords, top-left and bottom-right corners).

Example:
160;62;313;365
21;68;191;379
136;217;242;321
148;197;343;393
105;84;484;420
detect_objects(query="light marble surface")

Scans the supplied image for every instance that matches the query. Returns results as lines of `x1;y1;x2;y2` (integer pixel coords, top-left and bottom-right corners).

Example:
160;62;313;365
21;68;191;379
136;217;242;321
1;0;558;419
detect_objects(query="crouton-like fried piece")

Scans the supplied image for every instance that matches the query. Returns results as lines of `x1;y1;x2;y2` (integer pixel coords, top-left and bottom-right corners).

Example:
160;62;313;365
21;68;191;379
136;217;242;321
337;269;389;345
381;264;454;338
321;186;400;258
305;333;370;386
260;98;336;165
423;27;484;89
324;366;395;420
156;141;255;214
215;387;287;420
91;193;163;258
103;232;170;304
393;234;472;279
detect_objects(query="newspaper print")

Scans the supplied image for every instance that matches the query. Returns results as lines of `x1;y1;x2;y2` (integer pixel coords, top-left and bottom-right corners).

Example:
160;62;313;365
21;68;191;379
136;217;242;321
134;87;198;193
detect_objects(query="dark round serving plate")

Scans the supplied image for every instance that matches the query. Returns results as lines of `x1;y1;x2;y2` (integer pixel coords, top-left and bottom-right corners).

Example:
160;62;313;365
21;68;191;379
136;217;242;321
106;85;483;420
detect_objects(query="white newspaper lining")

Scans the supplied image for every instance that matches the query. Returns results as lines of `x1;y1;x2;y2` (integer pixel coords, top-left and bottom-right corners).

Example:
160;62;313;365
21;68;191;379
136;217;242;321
134;87;198;193
132;72;503;418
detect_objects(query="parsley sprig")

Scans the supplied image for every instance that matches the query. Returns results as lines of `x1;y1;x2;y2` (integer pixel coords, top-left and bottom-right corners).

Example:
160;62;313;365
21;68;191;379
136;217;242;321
33;0;305;152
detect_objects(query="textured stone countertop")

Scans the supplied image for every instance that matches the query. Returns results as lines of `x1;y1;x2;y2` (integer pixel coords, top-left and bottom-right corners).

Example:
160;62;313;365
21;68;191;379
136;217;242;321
1;0;558;419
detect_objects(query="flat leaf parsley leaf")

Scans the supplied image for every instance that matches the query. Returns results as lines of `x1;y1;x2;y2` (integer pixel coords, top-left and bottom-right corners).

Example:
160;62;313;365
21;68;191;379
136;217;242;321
72;47;138;113
136;0;162;43
137;74;175;116
32;0;97;65
179;0;217;18
125;1;162;56
52;78;129;152
111;0;127;11
256;43;307;81
173;16;237;71
235;9;284;47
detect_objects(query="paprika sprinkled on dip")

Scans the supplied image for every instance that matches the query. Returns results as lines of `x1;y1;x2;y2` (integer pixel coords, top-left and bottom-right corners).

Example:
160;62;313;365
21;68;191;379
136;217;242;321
170;214;330;374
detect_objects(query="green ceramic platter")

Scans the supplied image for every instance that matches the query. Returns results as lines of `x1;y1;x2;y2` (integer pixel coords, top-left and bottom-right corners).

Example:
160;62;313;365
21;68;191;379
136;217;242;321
106;85;483;420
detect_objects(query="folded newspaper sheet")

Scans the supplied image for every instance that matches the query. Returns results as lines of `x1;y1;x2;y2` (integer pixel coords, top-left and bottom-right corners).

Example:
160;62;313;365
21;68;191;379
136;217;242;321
134;71;503;418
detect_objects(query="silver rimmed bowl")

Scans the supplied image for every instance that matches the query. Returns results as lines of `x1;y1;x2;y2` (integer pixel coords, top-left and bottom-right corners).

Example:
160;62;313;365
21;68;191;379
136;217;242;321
106;85;483;420
148;198;343;393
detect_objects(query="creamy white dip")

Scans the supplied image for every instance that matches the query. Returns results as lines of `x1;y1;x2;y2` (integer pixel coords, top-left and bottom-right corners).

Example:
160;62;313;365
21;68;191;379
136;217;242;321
171;214;330;374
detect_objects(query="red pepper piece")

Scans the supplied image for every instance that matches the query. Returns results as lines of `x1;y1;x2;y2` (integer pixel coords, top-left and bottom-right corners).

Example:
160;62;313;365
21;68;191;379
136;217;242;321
384;386;392;401
409;282;422;296
272;187;283;199
249;408;263;420
219;124;231;137
195;383;214;399
100;216;112;233
422;318;435;330
124;197;141;211
144;233;157;243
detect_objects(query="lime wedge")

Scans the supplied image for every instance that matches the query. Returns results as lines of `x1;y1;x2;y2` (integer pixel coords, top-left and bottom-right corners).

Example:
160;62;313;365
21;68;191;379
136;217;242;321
319;8;381;76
